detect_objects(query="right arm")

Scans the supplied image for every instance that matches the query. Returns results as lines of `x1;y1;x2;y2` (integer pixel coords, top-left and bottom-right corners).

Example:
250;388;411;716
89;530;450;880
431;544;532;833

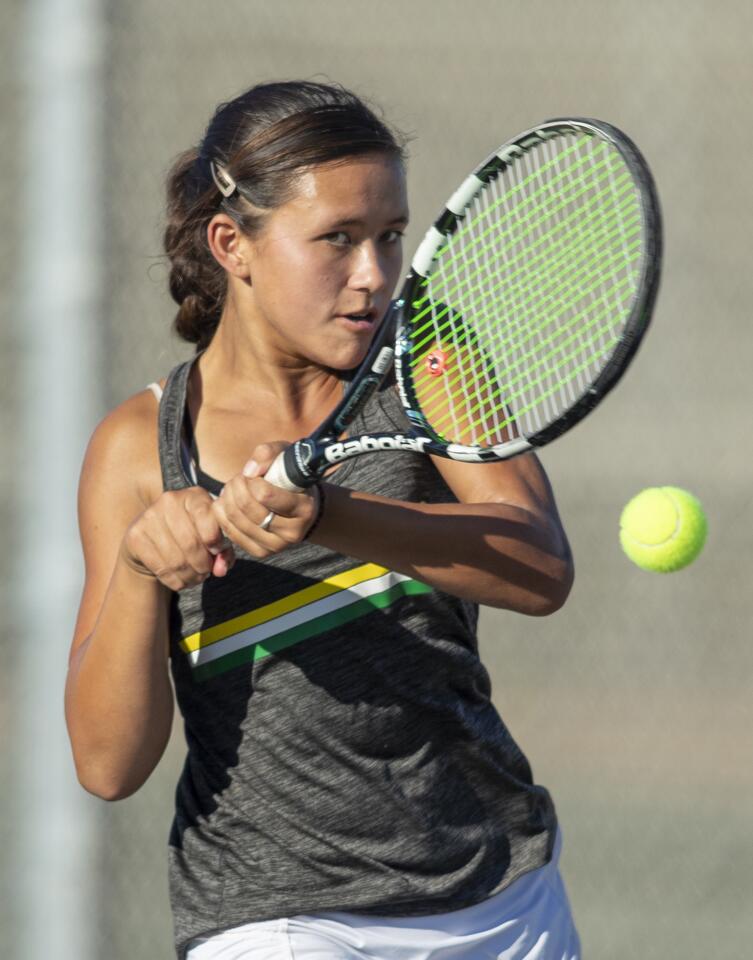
65;393;233;801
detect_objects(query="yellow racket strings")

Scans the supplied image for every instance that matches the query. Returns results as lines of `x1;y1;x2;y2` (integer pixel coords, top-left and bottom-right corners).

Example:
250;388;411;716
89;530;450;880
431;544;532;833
408;132;644;447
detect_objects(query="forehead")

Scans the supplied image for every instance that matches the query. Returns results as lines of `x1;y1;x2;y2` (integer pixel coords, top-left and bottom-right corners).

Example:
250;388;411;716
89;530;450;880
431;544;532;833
283;155;408;222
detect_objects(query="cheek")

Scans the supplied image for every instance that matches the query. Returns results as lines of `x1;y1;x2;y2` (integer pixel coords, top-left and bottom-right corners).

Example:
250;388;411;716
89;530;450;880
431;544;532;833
283;262;341;319
254;246;342;322
387;249;404;287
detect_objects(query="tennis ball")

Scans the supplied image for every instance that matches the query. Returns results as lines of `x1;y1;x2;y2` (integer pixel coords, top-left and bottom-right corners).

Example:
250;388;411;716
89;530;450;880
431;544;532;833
619;486;707;572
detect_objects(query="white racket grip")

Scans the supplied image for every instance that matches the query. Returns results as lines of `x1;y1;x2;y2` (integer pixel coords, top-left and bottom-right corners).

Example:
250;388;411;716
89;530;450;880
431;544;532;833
264;451;305;492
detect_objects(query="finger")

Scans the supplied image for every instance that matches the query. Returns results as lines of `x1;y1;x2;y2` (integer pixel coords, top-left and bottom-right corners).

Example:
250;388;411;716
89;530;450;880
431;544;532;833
216;473;300;527
215;481;321;552
212;496;286;559
245;476;317;521
211;547;235;578
184;492;231;555
161;496;221;579
242;441;290;478
132;524;206;591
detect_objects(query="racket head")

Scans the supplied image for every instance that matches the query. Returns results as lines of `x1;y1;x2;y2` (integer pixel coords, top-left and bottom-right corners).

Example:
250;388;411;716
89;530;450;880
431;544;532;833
393;118;662;462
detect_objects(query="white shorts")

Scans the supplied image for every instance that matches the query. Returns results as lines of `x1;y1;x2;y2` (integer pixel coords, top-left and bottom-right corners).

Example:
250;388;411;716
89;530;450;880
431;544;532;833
186;830;580;960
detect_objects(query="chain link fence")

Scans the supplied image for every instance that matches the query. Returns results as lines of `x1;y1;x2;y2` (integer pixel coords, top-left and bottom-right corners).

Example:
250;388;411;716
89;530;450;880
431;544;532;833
4;1;753;957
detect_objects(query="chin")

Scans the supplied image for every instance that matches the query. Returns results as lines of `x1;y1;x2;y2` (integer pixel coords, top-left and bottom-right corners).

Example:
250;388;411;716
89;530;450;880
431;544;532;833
325;358;367;378
321;341;372;373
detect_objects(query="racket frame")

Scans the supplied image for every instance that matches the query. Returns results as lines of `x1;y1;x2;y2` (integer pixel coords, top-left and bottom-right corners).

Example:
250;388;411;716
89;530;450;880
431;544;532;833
269;118;662;491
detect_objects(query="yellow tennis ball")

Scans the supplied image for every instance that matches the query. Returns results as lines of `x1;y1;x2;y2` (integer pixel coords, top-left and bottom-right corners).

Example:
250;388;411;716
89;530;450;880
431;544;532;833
619;486;707;572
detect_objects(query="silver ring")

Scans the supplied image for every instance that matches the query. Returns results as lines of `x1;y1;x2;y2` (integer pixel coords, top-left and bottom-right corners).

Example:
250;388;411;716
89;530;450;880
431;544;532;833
259;510;275;532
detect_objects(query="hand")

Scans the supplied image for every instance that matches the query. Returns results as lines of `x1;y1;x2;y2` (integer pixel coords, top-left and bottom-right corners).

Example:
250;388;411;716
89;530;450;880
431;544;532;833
211;442;322;559
121;487;235;590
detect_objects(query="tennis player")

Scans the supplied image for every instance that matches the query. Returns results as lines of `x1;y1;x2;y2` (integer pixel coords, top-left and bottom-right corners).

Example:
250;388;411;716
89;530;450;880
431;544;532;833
65;81;581;959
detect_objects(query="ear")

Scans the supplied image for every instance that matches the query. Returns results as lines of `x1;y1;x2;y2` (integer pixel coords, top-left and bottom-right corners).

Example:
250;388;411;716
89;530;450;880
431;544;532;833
207;214;251;280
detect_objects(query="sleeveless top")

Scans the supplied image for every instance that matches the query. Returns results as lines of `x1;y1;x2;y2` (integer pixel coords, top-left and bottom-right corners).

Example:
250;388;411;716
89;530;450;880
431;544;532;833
157;356;557;959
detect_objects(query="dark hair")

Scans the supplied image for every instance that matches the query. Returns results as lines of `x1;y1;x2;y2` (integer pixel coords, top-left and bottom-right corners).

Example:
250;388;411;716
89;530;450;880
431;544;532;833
163;81;407;351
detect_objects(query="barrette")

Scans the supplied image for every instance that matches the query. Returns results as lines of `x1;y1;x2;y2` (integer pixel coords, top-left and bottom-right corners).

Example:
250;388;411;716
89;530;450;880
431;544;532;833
210;159;238;198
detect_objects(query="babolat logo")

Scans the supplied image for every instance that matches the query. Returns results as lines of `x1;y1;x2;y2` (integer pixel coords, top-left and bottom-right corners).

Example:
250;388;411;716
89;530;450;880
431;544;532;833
324;434;430;463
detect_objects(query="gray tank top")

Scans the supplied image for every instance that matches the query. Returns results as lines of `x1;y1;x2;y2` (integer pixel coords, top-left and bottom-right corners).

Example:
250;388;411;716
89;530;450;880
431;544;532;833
158;356;557;959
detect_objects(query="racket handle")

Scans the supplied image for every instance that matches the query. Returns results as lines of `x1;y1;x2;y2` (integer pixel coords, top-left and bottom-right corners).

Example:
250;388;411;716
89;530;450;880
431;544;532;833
265;445;315;492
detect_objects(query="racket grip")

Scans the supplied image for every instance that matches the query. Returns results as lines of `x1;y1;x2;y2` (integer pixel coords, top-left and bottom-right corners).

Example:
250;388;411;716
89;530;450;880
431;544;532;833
264;445;313;492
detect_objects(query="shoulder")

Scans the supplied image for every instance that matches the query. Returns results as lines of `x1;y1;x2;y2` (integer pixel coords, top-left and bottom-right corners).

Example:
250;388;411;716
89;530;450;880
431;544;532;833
72;383;167;659
81;381;166;510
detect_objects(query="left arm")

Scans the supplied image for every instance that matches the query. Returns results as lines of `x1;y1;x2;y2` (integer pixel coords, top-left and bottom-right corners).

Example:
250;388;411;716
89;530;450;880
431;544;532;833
213;447;573;616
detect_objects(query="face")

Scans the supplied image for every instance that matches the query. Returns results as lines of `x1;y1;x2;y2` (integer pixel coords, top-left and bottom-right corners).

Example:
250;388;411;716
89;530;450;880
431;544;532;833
239;154;409;370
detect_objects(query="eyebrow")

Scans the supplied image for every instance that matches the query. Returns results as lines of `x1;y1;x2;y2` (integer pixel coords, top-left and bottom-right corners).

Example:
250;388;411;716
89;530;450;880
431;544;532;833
327;213;410;228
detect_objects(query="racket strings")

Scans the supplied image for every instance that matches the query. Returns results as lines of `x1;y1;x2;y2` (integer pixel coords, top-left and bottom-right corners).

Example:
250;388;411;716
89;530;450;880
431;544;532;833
407;131;644;448
411;145;635;342
413;138;620;314
410;192;640;357
410;154;638;378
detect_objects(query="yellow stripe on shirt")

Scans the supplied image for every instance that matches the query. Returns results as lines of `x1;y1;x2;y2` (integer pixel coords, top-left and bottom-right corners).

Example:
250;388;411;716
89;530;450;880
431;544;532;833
180;562;393;654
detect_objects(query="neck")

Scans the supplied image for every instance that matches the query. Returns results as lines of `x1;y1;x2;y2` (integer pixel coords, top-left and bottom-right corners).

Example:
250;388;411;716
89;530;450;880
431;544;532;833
195;306;341;424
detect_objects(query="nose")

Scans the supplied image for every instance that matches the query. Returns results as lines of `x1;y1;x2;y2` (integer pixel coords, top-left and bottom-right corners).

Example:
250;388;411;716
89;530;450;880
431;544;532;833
348;241;390;295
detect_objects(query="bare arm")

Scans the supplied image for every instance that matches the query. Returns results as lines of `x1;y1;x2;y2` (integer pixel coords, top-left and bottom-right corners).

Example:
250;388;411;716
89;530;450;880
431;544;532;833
65;394;233;801
312;452;573;615
214;446;573;616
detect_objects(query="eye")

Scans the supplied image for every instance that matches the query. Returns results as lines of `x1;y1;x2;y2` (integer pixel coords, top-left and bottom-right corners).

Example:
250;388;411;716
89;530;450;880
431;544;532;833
324;231;351;247
382;229;405;244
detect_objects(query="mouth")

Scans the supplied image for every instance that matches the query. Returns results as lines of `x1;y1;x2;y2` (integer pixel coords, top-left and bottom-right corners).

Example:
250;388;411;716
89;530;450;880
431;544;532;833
336;308;380;331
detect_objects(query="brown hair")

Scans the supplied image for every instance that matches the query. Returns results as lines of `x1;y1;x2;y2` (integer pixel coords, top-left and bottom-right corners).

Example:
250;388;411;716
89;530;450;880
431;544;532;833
163;81;407;352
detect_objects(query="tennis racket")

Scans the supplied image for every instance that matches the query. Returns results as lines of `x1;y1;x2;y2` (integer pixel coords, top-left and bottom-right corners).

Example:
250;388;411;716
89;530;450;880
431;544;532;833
265;117;661;492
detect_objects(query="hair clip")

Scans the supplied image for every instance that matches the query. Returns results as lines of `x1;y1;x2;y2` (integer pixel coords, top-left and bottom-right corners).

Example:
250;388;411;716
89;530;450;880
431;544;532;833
210;160;238;198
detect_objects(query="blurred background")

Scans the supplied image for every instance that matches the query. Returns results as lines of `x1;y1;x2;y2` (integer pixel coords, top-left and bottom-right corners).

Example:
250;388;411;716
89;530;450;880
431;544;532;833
2;0;752;957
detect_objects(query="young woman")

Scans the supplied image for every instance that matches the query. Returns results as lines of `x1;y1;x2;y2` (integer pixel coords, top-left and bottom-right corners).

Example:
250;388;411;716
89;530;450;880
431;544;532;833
65;81;580;960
